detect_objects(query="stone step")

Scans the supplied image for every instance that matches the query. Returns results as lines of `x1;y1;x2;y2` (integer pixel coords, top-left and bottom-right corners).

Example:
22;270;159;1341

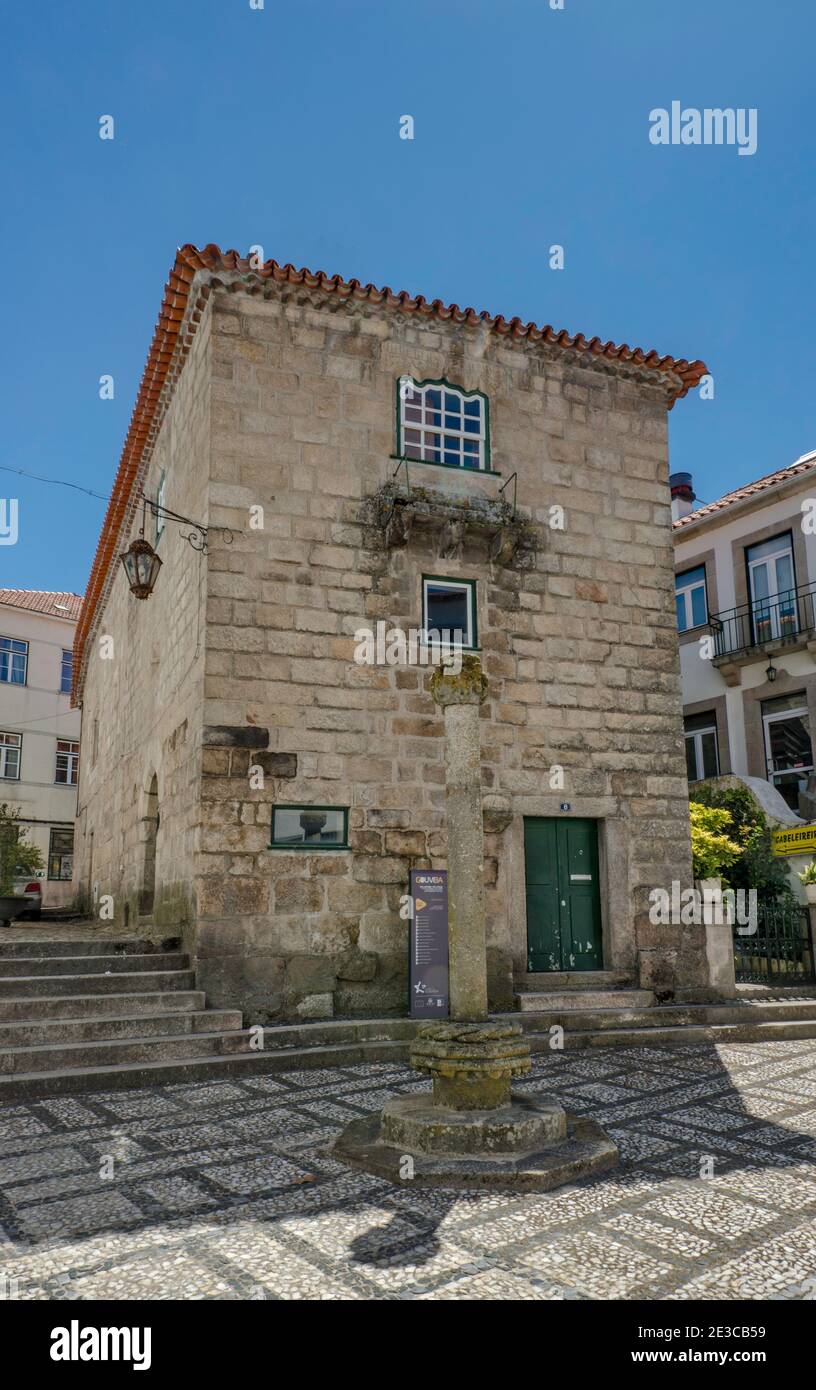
514;998;816;1033
515;989;654;1012
0;936;180;959
514;971;635;992
0;989;206;1022
0;1008;243;1048
0;1028;256;1076
0;952;190;979
6;1010;816;1100
0;969;196;999
737;984;816;999
534;1017;816;1052
0;1039;413;1101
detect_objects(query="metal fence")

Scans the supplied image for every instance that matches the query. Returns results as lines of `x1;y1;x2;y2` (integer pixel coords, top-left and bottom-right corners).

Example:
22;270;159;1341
733;900;816;984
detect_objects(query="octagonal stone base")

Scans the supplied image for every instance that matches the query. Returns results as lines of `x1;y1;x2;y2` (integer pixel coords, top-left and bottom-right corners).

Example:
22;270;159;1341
333;1090;618;1192
381;1092;567;1156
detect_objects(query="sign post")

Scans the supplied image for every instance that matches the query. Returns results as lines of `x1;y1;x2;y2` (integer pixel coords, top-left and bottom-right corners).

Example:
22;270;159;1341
409;868;449;1018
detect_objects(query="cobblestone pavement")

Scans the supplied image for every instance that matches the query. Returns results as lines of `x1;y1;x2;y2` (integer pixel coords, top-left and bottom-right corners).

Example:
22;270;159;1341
2;1040;816;1300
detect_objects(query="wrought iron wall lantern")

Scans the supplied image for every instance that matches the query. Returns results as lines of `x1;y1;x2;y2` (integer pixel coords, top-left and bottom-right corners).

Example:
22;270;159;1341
120;495;233;600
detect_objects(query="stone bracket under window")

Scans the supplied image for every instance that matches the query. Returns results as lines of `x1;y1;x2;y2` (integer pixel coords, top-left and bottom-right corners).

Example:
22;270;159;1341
363;483;537;569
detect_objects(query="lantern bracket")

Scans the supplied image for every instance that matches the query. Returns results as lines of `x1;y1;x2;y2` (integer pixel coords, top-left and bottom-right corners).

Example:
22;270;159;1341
140;495;233;553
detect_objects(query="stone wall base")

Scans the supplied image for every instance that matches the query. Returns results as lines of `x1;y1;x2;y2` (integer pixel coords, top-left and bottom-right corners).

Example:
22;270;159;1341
193;925;515;1024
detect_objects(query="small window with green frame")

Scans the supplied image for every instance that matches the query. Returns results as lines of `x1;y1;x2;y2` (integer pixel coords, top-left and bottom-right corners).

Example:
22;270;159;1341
397;378;490;471
270;806;349;849
422;575;478;650
155;470;166;543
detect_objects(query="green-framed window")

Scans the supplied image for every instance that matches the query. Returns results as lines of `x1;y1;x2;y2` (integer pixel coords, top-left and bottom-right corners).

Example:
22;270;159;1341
421;575;478;650
397;378;490;471
48;827;74;881
270;805;349;850
155;470;166;542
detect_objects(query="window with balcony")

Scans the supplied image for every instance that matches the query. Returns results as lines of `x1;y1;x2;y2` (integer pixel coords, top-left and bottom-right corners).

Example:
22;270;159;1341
684;712;719;782
0;732;21;780
0;636;28;685
55;739;80;785
761;692;813;812
675;565;708;633
747;532;796;644
397;379;488;471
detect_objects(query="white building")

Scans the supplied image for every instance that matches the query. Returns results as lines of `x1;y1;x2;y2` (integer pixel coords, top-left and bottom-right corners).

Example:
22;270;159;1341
672;454;816;813
0;589;83;908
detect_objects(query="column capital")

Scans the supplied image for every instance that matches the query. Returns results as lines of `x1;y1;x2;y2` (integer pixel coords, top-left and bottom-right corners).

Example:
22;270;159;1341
430;653;488;708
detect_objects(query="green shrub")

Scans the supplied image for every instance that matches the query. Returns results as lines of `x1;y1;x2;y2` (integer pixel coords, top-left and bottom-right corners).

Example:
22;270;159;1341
689;802;742;882
690;783;793;902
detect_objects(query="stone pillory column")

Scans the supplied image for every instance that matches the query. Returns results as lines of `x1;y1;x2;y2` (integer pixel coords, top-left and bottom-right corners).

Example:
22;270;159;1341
429;654;489;1022
410;655;531;1111
332;653;619;1189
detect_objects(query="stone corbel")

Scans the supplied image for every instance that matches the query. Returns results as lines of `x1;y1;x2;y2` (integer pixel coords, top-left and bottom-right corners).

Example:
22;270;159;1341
438;518;464;561
716;661;742;687
489;525;518;566
482;793;513;834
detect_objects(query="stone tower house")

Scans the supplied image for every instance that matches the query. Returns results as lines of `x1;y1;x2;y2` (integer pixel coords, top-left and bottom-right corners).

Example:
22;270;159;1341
72;244;709;1022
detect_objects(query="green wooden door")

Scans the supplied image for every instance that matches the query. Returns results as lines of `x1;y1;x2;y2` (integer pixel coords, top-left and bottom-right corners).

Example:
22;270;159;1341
524;817;603;972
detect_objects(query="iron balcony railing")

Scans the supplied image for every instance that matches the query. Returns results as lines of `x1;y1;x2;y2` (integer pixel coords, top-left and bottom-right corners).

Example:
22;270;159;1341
709;580;816;660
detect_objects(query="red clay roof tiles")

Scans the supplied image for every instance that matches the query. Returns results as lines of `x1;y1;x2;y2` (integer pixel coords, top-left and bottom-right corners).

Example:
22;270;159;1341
0;590;83;622
673;455;816;531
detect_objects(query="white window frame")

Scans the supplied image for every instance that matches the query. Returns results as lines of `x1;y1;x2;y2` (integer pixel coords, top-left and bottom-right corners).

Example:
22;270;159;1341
0;732;21;781
762;702;813;788
399;379;488;471
55;739;80;786
0;636;28;685
675;566;708;633
421;577;477;650
748;534;796;643
684;722;719;782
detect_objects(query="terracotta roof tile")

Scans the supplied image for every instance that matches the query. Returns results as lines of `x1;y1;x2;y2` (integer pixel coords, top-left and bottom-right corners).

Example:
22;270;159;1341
673;454;816;531
0;590;83;622
72;243;708;704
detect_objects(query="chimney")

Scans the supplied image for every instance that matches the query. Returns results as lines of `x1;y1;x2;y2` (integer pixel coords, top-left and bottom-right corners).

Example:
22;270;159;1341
669;471;695;522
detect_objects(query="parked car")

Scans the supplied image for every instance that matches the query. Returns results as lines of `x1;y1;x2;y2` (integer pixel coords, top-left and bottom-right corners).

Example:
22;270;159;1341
0;870;43;926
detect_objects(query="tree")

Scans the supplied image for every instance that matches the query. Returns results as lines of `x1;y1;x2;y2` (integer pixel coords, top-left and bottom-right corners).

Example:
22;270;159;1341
0;803;44;895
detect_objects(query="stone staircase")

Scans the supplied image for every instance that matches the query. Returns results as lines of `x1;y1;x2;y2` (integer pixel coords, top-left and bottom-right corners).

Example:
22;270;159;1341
3;939;816;1100
514;970;654;1013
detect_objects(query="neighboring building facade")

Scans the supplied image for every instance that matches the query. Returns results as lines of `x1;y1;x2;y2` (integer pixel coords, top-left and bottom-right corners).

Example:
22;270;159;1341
72;244;710;1022
0;589;82;907
673;453;816;813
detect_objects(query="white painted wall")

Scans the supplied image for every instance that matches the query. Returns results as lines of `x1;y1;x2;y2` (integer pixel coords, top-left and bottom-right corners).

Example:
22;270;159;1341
0;602;81;907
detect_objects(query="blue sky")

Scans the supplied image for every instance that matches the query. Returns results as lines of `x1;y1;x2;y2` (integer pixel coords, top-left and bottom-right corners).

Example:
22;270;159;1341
2;0;814;594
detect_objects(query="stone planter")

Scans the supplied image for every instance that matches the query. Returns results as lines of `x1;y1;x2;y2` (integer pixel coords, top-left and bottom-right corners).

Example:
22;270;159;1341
0;895;28;926
804;883;816;905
